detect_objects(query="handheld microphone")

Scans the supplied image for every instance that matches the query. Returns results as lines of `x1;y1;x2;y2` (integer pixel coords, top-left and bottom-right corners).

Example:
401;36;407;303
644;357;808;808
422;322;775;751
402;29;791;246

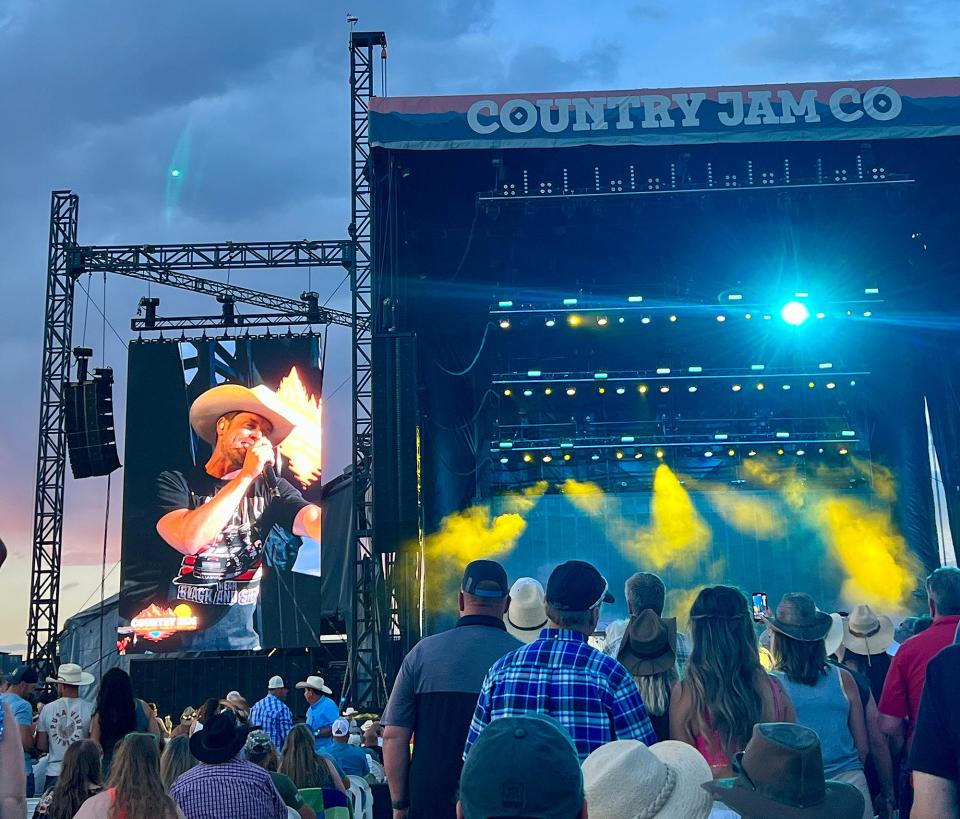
264;463;281;498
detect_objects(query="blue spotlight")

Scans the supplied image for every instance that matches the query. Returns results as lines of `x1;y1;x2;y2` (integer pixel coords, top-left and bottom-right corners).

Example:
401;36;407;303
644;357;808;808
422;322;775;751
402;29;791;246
780;301;810;326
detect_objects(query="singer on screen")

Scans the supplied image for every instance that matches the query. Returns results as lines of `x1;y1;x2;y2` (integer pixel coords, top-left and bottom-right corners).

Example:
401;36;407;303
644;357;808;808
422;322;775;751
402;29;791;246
154;383;322;651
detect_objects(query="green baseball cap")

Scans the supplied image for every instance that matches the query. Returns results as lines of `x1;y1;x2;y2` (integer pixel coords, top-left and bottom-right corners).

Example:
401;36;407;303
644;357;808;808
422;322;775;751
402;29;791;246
459;714;583;819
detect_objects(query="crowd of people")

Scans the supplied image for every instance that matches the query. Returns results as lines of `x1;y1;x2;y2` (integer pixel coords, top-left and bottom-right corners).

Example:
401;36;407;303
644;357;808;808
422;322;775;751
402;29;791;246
1;558;959;818
0;664;385;819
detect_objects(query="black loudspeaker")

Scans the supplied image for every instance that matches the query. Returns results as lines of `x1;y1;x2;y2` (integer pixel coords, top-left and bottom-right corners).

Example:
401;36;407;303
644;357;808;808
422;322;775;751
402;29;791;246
373;334;420;554
64;367;122;479
372;334;421;643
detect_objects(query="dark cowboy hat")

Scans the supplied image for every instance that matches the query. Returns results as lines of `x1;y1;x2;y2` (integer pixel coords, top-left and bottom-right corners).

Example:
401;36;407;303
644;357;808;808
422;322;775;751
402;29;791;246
703;723;864;819
616;610;678;677
189;709;250;764
763;593;833;642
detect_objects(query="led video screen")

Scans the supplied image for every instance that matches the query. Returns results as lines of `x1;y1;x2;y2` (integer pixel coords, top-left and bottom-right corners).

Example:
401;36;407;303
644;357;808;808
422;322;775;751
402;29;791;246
118;336;326;653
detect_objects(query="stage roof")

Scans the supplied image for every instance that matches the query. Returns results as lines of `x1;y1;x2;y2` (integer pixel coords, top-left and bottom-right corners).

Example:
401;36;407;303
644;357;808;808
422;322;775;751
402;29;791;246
370;77;960;150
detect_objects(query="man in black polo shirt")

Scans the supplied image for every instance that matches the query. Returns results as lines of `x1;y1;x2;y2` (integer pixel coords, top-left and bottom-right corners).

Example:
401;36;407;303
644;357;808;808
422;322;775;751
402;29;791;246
909;643;960;818
382;560;521;819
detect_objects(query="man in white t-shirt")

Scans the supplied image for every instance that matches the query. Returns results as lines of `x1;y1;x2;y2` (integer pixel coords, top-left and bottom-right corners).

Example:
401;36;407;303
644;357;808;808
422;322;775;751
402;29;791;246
36;664;95;790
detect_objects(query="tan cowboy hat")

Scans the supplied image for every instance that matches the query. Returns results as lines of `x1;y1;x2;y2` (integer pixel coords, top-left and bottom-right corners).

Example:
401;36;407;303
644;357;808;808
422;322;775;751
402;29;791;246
190;383;295;447
824;613;844;657
842;604;895;655
583;739;714;819
46;663;95;687
616;610;678;677
503;577;547;643
763;593;833;642
295;674;333;695
704;723;864;819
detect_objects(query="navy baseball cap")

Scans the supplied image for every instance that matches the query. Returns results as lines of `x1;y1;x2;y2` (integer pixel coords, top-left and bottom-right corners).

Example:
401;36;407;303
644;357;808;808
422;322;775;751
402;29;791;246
546;560;614;611
462;560;509;599
7;666;39;685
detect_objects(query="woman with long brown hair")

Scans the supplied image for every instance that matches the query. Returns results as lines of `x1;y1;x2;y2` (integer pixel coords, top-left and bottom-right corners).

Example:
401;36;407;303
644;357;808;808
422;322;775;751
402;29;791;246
32;739;102;819
669;585;796;780
159;735;198;790
74;734;183;819
279;725;347;791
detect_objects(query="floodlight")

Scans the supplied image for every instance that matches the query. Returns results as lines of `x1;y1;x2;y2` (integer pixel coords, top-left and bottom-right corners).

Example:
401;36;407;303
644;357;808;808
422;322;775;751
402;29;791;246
597;315;608;326
669;315;678;322
727;449;736;457
545;317;556;327
716;315;726;322
796;449;806;456
756;383;765;391
591;453;601;461
826;382;836;390
688;385;698;393
615;387;626;395
523;389;533;397
656;368;671;375
542;454;553;463
503;388;512;396
731;384;742;392
615;451;624;460
704;450;714;457
660;386;670;394
628;295;643;303
563;298;578;306
544;387;553;395
523;453;533;463
567;314;581;327
780;301;810;325
499;318;511;329
655;449;665;459
641;316;652;324
565;387;577;396
499;456;509;464
638;384;649;394
563;453;572;461
839;447;849;455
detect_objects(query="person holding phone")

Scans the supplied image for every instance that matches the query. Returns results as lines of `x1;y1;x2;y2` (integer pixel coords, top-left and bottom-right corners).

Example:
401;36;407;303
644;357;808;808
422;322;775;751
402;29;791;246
155;384;322;651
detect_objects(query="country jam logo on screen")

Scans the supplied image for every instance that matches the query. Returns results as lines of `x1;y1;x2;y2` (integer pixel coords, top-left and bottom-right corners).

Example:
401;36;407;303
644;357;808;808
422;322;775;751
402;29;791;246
465;86;903;134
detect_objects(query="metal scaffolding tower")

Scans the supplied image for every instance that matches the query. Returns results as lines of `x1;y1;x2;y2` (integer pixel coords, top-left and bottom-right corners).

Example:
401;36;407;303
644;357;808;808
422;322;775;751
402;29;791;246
348;30;389;709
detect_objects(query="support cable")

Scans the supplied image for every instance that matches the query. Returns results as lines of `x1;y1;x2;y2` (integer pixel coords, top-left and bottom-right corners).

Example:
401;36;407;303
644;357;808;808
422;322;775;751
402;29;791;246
98;473;111;679
433;322;492;376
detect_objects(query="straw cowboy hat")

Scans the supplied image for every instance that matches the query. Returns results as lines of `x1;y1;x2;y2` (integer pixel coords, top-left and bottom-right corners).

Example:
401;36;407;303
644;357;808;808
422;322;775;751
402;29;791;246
842;604;895;655
296;674;333;695
764;593;833;642
504;577;548;643
190;383;295;447
583;739;714;819
704;723;864;819
616;609;678;677
46;663;95;687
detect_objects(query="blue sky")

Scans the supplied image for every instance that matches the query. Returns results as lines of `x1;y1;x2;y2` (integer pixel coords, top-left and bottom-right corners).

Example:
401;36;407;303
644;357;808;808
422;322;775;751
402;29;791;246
0;0;957;652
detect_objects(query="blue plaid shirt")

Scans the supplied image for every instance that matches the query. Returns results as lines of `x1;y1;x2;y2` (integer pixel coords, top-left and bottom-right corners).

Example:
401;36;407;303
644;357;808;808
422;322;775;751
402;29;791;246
464;628;656;760
248;694;293;751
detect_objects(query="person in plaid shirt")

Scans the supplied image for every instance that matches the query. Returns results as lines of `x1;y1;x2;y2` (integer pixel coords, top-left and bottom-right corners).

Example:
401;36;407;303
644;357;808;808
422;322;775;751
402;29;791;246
249;675;293;751
464;560;656;761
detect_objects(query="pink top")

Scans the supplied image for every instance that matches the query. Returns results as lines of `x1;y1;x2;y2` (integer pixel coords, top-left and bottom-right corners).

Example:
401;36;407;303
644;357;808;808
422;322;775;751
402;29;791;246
693;674;785;770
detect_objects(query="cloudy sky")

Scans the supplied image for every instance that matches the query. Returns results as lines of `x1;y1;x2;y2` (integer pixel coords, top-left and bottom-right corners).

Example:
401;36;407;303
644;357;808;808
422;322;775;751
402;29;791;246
0;0;956;654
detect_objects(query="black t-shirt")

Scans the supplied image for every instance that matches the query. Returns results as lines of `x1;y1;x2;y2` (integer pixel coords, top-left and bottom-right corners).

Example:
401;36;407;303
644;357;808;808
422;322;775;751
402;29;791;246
909;643;960;783
156;466;309;627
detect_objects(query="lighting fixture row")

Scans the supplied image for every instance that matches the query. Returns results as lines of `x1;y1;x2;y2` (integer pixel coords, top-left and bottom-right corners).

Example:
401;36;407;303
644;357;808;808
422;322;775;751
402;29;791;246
495;289;880;311
501;379;858;397
495;445;853;465
496;308;875;330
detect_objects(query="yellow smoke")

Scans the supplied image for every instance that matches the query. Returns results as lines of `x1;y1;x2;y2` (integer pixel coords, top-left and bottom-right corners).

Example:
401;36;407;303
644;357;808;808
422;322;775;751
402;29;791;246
850;456;897;503
559;479;606;515
813;496;920;610
628;465;712;572
699;487;786;539
422;485;547;612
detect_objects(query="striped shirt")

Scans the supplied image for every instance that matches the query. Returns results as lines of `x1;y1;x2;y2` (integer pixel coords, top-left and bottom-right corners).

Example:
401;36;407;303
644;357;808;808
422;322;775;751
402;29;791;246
249;694;293;750
464;628;656;760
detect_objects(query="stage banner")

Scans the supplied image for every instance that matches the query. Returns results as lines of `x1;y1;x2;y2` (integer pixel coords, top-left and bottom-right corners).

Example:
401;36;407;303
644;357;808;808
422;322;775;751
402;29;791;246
370;77;960;150
118;336;328;654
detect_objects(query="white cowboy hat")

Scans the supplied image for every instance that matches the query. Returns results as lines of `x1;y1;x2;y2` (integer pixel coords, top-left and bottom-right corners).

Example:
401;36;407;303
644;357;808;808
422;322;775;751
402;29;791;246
342;707;359;717
295;674;333;695
190;383;295;447
842;604;895;655
824;613;844;657
583;739;714;819
46;663;95;687
503;577;547;644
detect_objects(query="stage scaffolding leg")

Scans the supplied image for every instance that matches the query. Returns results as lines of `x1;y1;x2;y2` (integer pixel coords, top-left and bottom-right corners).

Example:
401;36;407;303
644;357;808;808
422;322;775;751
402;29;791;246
348;31;390;709
27;191;79;677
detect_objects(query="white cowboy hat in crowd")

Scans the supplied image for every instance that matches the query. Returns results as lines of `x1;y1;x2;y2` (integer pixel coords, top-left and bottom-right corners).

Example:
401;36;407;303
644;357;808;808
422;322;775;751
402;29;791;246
504;577;548;644
842;604;895;656
46;663;95;687
190;383;296;447
296;674;333;695
583;739;714;819
824;613;844;657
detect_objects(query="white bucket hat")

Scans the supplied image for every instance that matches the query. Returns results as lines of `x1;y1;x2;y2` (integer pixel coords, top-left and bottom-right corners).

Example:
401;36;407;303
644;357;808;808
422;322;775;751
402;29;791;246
842;604;895;655
46;663;95;687
583;739;714;819
190;383;296;447
295;674;333;695
503;577;547;644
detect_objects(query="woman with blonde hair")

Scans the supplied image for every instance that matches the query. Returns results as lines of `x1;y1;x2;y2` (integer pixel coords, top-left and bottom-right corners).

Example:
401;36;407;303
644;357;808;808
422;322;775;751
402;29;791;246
159;735;198;790
669;586;795;780
74;734;183;818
